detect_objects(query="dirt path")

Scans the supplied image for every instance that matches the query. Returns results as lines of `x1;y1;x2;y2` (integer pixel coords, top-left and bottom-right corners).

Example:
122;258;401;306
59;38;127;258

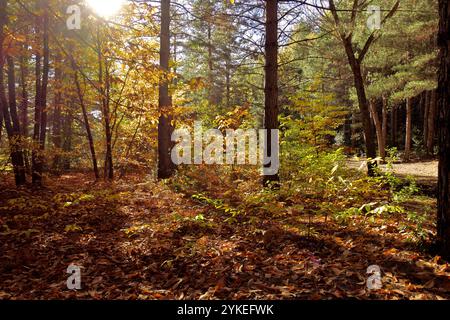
347;159;438;187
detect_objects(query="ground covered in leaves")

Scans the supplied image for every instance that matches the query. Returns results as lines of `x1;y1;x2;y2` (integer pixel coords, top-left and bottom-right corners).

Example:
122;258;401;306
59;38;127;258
1;172;450;300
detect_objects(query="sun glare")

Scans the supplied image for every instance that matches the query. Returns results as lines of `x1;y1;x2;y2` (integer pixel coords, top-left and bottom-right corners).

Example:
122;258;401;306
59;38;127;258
85;0;125;18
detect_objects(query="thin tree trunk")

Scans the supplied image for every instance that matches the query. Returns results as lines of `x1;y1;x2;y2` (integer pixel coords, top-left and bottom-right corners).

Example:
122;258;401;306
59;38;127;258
119;115;142;179
73;69;100;180
427;89;437;155
32;0;42;183
19;47;30;173
104;61;113;180
52;54;62;171
19;50;28;137
437;0;450;259
0;0;5;146
32;0;49;186
158;0;175;179
62;105;73;170
381;96;388;158
6;56;26;184
391;105;398;148
369;99;384;159
263;0;279;187
207;20;214;105
423;91;430;148
225;49;231;109
351;112;358;148
97;26;113;180
37;0;49;182
404;97;413;161
0;0;26;186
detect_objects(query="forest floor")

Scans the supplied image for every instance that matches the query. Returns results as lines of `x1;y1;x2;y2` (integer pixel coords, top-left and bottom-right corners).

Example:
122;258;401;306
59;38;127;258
1;167;450;300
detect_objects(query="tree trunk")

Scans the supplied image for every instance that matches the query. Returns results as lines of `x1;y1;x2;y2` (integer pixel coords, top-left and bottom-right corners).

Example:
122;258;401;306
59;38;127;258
32;0;42;183
0;0;5;145
327;0;397;175
19;47;30;173
0;0;26;186
437;0;450;259
381;96;388;158
404;97;412;161
157;0;175;179
225;49;231;109
32;0;49;186
391;105;398;147
104;62;113;180
0;97;3;141
62;106;73;171
19;50;28;137
344;114;352;147
7;56;26;184
369;99;385;159
52;54;62;171
427;89;437;155
262;0;280;187
97;27;113;180
73;68;100;180
348;56;377;175
423;91;430;149
207;21;214;105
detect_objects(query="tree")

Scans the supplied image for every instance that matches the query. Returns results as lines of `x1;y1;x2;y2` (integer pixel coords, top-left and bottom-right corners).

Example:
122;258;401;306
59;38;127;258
0;0;26;186
263;0;279;187
52;54;62;171
427;90;437;155
364;0;437;160
31;0;50;186
327;0;399;175
437;0;450;258
158;0;175;179
73;65;100;180
96;26;114;180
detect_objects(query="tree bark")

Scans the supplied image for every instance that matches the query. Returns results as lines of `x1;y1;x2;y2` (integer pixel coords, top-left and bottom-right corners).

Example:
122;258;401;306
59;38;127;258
157;0;175;179
404;97;413;161
263;0;280;187
52;54;62;171
427;89;437;155
19;49;28;137
62;105;73;171
437;0;450;259
104;61;113;180
423;91;430;148
97;26;113;180
0;97;3;141
207;20;214;105
382;96;388;158
391;105;398;148
7;56;26;184
18;46;30;173
348;56;377;174
369;99;385;159
225;48;231;109
0;0;26;186
32;0;49;186
32;0;42;180
73;68;100;180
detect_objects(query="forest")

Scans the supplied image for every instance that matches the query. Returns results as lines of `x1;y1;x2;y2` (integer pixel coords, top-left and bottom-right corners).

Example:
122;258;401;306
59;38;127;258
1;0;450;301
